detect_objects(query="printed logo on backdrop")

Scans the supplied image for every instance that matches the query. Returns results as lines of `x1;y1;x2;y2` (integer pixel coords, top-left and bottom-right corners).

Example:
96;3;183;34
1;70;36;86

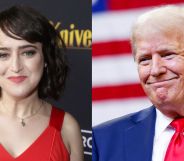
50;21;92;49
81;129;92;155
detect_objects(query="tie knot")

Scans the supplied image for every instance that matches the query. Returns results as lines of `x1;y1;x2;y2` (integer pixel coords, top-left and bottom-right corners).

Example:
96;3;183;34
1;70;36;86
170;118;184;132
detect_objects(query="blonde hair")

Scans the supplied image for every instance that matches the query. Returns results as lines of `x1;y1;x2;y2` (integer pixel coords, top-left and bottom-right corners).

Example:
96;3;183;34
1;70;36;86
131;5;184;57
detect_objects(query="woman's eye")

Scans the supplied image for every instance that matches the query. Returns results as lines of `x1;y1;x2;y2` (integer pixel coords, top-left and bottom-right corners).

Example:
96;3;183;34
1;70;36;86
22;50;36;57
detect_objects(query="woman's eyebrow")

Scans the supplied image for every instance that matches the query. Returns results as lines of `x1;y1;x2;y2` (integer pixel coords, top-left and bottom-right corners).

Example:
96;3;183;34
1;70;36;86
0;45;38;51
18;45;38;50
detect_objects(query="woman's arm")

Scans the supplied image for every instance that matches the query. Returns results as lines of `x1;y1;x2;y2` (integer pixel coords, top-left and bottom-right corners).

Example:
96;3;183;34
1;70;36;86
62;112;84;161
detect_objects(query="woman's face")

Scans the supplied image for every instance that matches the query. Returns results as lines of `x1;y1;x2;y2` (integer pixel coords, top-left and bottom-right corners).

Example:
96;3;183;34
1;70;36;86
0;29;44;99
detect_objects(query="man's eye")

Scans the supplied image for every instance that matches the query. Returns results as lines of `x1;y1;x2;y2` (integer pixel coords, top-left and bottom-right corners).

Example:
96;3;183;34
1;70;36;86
162;52;176;59
22;50;36;57
138;57;151;65
0;53;9;60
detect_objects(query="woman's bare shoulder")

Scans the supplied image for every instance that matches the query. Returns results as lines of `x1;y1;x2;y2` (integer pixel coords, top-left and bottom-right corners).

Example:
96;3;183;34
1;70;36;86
63;112;81;133
62;112;84;161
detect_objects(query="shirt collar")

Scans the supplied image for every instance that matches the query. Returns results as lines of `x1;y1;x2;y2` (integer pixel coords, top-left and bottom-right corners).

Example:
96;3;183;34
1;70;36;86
154;109;173;141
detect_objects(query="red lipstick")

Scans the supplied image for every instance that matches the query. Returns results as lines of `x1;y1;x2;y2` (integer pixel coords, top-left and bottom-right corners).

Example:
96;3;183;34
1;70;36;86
8;76;27;83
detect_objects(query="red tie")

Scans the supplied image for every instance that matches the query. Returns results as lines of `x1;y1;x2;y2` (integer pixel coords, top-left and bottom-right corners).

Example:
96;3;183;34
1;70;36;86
164;118;184;161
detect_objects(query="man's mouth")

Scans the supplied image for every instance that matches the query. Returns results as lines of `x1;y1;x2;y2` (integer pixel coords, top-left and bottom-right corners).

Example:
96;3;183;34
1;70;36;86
147;77;178;85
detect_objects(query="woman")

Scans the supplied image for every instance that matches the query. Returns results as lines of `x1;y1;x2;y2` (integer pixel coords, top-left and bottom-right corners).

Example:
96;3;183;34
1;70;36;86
0;5;83;161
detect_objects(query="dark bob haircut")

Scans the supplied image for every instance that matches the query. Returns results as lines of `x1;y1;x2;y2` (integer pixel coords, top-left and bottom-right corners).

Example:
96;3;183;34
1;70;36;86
0;5;68;99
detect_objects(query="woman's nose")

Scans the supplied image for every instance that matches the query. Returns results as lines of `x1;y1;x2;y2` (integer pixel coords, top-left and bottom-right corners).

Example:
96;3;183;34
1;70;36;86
10;55;23;73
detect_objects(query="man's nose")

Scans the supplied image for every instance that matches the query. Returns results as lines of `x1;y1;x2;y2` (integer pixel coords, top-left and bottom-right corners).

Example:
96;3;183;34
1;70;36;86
150;54;166;77
10;55;23;73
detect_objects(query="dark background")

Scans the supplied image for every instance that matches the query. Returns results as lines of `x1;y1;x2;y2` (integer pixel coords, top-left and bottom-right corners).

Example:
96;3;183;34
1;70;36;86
0;0;92;160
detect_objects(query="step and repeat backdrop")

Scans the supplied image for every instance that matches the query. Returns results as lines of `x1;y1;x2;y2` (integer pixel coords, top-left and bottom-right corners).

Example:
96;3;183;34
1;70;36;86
0;0;91;160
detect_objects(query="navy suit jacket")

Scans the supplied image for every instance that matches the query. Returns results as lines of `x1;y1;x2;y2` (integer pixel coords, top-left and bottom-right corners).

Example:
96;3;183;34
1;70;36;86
92;106;156;161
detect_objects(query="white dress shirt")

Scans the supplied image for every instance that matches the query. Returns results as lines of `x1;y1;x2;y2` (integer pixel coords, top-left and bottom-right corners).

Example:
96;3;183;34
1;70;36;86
152;109;174;161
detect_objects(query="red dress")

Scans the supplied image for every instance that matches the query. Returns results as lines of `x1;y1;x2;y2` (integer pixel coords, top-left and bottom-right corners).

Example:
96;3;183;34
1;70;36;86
0;107;70;161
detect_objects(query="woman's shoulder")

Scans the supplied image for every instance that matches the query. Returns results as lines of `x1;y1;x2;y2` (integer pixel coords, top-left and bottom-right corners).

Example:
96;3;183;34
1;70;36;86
62;112;84;160
63;112;80;130
62;112;81;143
49;105;84;160
50;106;80;131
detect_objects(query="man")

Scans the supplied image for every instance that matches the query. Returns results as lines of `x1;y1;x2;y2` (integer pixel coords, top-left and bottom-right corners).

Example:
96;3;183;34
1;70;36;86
93;5;184;161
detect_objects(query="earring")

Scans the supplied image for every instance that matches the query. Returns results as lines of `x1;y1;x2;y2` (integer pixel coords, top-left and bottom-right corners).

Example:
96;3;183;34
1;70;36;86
44;63;47;68
44;63;49;75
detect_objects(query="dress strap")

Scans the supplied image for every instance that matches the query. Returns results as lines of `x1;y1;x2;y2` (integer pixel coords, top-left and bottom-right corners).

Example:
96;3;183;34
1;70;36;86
49;106;65;131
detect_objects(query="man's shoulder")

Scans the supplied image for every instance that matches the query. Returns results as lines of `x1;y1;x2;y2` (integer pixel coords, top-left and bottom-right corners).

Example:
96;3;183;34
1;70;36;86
92;106;155;161
93;106;155;134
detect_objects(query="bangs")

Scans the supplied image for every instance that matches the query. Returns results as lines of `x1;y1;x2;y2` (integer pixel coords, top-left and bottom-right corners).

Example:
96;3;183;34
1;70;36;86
0;6;47;43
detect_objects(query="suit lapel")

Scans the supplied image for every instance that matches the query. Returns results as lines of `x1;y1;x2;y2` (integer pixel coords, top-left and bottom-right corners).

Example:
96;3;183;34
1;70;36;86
124;106;156;161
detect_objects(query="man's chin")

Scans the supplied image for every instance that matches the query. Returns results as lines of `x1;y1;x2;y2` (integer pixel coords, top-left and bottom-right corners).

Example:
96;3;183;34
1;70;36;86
149;93;170;106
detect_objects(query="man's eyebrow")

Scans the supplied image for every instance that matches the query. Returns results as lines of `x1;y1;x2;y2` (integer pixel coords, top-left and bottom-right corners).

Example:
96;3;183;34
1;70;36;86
136;52;151;58
0;47;10;51
156;46;177;52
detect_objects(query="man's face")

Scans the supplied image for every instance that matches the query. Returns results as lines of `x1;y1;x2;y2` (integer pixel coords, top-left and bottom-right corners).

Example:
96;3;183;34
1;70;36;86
135;29;184;109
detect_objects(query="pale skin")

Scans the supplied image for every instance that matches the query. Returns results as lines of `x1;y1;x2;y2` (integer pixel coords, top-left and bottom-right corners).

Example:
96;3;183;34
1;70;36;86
133;7;184;118
0;29;83;160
